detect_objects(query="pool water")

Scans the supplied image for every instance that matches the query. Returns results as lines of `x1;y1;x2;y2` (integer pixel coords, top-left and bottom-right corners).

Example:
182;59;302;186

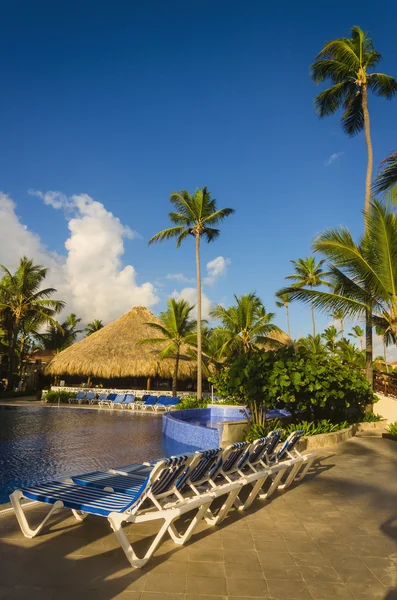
0;405;198;504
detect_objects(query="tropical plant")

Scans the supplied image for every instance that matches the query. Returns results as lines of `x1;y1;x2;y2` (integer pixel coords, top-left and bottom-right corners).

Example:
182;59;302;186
298;334;326;356
139;298;197;396
210;293;281;358
45;390;77;403
349;325;364;350
149;187;234;400
386;421;397;436
0;257;64;389
286;257;330;336
275;291;291;336
321;325;340;353
373;151;397;205
336;339;365;368
357;411;383;423
280;201;397;385
332;308;345;338
84;319;103;336
177;395;209;410
311;25;397;217
39;313;83;352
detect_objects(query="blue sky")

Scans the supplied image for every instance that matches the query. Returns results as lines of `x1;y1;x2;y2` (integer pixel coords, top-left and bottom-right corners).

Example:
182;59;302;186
1;0;397;341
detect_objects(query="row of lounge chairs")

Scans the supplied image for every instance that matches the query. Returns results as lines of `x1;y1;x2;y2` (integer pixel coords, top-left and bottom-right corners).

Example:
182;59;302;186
68;392;181;412
10;429;318;569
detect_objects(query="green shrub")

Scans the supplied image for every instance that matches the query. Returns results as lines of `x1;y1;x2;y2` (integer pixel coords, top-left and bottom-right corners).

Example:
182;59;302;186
386;422;397;436
0;390;36;399
45;390;77;403
245;418;349;443
178;396;209;410
355;412;384;423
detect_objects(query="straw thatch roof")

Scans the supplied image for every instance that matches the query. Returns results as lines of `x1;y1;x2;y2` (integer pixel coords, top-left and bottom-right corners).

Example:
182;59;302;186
264;329;295;349
45;306;196;379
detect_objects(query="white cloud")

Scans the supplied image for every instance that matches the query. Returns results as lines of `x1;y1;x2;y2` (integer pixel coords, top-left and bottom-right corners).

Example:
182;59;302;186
324;152;344;167
170;287;212;320
0;191;159;324
166;273;194;283
204;256;231;285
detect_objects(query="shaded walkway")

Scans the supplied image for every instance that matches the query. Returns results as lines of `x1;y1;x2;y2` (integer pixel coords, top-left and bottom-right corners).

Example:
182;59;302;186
0;437;396;599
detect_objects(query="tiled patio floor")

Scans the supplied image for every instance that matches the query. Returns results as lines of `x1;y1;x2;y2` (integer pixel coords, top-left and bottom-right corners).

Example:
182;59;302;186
0;436;396;600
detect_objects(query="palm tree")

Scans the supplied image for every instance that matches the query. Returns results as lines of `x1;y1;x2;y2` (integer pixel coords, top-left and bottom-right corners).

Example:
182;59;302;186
332;308;345;338
286;257;330;336
298;334;326;356
311;26;397;217
349;325;364;350
374;323;392;370
322;325;340;353
39;313;83;352
139;298;197;396
149;187;234;400
210;293;281;357
373;151;397;204
85;319;104;336
336;339;365;369
279;201;397;385
0;257;64;389
275;291;291;337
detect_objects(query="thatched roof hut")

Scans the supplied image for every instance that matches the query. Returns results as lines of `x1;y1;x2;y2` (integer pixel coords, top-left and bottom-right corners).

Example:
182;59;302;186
45;306;196;379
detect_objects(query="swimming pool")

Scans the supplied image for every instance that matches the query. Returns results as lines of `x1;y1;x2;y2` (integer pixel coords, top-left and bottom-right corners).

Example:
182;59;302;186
0;405;198;504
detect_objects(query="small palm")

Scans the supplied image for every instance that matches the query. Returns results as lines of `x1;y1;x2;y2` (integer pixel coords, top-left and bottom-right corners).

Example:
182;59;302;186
85;319;104;336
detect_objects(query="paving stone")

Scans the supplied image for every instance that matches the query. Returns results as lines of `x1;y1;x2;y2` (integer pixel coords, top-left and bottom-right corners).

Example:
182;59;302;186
185;576;227;596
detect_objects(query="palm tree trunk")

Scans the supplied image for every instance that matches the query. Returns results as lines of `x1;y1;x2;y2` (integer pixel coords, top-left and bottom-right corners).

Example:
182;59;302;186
172;350;180;397
310;286;315;336
365;309;373;388
341;317;344;339
7;331;18;390
196;234;202;400
286;304;291;337
383;339;389;373
362;84;373;222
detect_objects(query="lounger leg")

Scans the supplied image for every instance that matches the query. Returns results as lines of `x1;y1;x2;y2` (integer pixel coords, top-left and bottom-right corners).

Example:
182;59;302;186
71;510;88;521
258;468;286;500
278;461;303;490
108;512;177;569
10;491;64;538
294;455;317;481
235;474;271;511
205;487;241;526
167;501;212;545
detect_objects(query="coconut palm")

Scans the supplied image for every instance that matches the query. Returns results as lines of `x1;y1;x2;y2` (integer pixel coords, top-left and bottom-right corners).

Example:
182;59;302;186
85;319;104;336
0;257;64;389
39;313;83;352
149;187;234;399
210;293;281;357
279;201;397;385
275;291;291;337
311;26;397;217
286;257;331;336
139;298;197;396
336;339;365;368
322;325;340;353
373;151;397;205
332;308;345;338
349;325;364;350
298;334;326;356
374;323;392;370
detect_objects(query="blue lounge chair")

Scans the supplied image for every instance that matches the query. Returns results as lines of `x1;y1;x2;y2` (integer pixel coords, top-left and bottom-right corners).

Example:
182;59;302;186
69;391;86;404
85;392;96;404
120;394;135;409
110;394;126;409
98;392;117;408
132;394;150;410
140;395;159;411
153;396;181;412
97;392;109;405
9;456;213;569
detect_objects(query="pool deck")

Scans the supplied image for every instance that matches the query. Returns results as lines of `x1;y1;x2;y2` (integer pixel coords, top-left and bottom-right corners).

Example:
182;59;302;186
0;436;396;600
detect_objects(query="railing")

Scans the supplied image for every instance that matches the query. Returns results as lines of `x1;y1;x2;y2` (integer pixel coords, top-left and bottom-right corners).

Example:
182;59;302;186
374;371;397;398
46;386;209;399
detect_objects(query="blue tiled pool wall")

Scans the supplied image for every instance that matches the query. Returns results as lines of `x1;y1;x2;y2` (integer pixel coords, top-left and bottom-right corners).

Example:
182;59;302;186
162;406;247;450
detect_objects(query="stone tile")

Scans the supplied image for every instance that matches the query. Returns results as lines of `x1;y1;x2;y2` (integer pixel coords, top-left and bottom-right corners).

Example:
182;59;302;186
187;561;226;578
223;550;259;564
224;562;264;579
292;553;332;567
299;565;342;582
307;582;355;599
144;574;186;594
267;579;312;599
185;596;227;600
316;542;351;556
141;594;183;600
261;565;303;581
188;548;224;563
227;577;270;597
257;551;296;566
336;566;381;584
346;581;387;599
284;541;321;554
186;576;227;596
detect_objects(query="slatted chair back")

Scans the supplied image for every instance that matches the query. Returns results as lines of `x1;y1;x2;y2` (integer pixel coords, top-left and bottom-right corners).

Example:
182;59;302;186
210;442;250;482
144;395;158;406
85;392;96;402
178;448;223;491
107;393;117;401
98;393;108;401
276;430;304;461
243;437;271;469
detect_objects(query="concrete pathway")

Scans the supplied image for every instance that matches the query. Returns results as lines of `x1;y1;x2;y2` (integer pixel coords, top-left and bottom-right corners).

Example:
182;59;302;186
0;437;396;599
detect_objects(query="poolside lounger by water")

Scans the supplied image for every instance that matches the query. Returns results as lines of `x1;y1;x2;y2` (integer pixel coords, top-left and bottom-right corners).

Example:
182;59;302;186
132;394;150;409
85;392;96;404
139;395;158;411
69;391;86;404
153;396;181;412
96;392;109;405
9;456;214;569
98;393;117;408
99;393;125;409
120;394;135;409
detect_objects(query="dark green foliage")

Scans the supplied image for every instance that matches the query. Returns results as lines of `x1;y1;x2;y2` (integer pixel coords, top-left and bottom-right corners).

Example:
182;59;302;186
354;411;383;423
246;419;349;443
386;421;397;435
177;396;209;410
210;344;374;425
45;390;77;403
0;389;35;399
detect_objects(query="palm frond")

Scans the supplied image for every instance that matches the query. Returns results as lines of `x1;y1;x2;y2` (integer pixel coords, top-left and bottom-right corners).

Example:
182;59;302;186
341;89;364;136
148;226;186;245
368;73;397;98
202;207;235;225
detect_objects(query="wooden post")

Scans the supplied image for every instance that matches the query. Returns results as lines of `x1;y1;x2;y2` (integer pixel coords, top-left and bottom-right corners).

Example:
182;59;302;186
146;377;151;391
